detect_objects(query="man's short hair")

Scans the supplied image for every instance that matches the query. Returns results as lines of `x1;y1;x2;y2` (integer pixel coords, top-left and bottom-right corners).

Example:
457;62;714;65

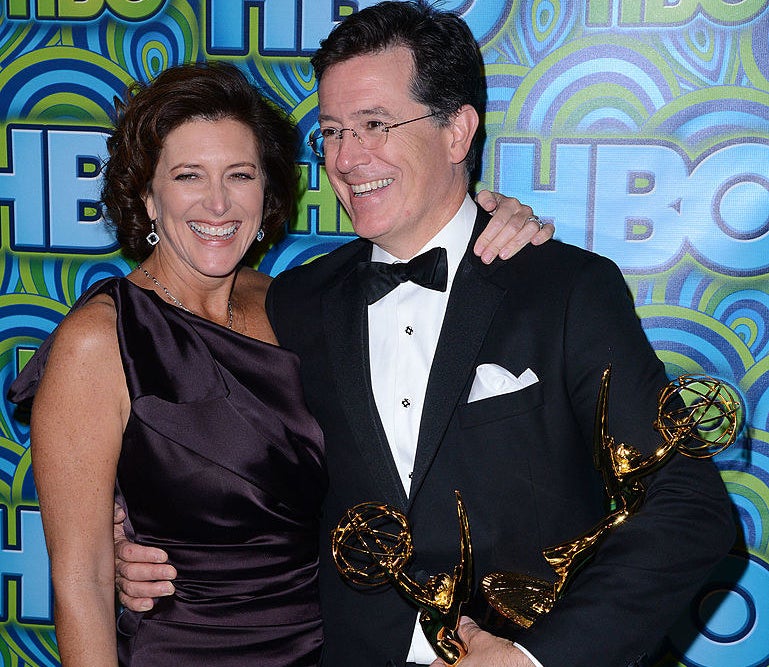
311;0;486;178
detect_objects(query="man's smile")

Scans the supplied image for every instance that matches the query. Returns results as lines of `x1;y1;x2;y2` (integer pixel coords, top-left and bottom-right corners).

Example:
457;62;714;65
351;178;394;197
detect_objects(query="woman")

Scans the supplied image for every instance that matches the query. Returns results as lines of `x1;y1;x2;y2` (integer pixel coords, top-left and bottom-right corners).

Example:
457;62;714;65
11;63;327;666
10;62;541;665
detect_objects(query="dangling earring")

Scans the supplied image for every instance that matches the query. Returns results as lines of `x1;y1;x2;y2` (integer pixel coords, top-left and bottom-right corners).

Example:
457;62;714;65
256;227;265;242
146;220;160;246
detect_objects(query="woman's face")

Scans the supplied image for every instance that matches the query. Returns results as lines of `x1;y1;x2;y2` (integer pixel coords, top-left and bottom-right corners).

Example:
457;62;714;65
144;117;265;279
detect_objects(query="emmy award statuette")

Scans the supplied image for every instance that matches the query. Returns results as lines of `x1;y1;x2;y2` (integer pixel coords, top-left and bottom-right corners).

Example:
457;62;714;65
482;365;741;630
331;490;473;665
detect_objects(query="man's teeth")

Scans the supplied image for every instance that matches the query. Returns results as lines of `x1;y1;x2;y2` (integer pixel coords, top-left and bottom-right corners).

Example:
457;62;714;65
189;222;238;238
351;178;394;196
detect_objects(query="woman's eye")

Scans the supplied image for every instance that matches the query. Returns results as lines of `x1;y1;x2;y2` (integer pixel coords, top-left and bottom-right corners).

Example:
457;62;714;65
174;172;198;181
231;172;255;180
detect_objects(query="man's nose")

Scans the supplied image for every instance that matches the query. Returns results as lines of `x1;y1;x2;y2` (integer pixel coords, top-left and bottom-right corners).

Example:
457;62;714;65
334;129;368;172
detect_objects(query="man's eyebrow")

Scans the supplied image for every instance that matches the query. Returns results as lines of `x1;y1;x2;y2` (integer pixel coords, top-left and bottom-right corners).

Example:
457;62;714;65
318;107;393;123
356;107;390;116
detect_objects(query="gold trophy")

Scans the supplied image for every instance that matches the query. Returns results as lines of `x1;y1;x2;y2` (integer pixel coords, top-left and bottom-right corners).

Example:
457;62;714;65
482;365;741;630
331;490;472;665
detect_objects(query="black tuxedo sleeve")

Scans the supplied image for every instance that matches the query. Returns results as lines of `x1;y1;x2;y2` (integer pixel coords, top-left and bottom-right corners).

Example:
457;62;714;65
520;253;735;667
264;278;278;334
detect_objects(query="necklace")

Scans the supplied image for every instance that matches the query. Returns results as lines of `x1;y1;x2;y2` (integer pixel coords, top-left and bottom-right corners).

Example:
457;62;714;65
137;263;233;330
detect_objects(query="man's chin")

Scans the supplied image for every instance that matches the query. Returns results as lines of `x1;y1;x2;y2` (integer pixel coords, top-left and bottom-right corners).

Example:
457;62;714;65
348;214;386;241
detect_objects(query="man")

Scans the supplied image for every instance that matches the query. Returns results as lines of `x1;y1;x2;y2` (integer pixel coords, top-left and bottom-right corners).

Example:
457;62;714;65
118;3;734;666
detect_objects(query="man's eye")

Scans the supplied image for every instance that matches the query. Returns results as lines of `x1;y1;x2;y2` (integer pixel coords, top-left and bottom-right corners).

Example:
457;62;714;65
363;120;386;131
320;128;339;139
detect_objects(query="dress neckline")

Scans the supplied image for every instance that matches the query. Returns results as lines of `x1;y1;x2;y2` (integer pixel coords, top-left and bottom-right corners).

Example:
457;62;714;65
121;276;287;352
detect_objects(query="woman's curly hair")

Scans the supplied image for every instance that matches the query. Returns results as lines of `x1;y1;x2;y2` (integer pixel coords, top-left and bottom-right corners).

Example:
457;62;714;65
101;62;299;261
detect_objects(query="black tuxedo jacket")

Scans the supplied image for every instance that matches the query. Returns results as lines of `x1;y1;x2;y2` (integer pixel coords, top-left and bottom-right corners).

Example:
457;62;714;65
266;206;734;667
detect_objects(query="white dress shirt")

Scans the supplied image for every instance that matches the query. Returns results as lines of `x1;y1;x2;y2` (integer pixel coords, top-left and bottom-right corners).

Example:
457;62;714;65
368;195;476;496
368;196;471;664
367;195;542;667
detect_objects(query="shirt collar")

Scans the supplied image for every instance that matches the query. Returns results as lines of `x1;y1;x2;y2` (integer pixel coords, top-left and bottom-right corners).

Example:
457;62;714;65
370;194;475;286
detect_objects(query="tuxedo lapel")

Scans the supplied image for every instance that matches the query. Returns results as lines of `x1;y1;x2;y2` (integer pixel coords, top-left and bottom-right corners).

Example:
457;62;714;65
409;211;506;504
321;244;408;508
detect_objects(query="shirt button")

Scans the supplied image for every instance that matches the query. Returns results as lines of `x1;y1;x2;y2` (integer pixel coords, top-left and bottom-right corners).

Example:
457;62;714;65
405;325;414;335
401;398;411;408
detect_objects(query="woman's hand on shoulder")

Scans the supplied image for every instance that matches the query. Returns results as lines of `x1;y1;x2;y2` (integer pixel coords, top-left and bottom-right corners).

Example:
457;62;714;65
474;190;554;264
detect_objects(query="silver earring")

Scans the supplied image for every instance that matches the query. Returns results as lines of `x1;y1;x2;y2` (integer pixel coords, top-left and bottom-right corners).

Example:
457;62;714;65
256;227;265;242
146;220;160;246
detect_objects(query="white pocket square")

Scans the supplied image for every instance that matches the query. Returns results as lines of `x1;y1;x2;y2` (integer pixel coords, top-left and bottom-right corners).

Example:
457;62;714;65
468;364;539;403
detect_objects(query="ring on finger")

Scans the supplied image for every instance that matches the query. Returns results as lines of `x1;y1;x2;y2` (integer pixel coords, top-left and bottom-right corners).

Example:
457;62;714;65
526;215;545;231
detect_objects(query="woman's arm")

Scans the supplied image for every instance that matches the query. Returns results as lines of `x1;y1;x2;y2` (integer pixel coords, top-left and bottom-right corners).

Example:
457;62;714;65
31;296;130;666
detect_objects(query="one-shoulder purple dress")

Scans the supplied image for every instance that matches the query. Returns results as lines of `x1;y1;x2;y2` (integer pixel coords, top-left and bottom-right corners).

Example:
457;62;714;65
9;278;327;666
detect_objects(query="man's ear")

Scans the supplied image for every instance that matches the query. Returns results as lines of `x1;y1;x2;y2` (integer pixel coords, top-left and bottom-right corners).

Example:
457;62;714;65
448;104;480;165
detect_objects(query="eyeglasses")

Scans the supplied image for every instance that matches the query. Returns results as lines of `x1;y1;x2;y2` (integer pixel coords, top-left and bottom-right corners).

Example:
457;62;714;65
308;112;435;158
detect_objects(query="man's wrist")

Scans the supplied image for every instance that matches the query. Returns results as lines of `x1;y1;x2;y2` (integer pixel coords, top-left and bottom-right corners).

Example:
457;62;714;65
513;641;543;667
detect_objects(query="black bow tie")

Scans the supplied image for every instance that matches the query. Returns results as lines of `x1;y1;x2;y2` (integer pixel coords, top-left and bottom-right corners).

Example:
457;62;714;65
357;246;449;305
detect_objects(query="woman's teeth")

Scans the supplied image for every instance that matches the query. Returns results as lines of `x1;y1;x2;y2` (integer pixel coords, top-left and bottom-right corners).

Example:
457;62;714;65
189;222;239;239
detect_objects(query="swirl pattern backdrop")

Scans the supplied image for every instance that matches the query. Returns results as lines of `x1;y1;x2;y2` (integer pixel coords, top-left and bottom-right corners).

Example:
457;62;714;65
1;1;767;665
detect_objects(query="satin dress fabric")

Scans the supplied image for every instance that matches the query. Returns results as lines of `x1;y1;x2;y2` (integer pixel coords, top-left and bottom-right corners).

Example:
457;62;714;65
10;277;327;666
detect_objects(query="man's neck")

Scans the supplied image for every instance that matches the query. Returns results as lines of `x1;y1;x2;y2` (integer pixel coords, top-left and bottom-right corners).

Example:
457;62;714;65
374;188;469;260
371;195;476;269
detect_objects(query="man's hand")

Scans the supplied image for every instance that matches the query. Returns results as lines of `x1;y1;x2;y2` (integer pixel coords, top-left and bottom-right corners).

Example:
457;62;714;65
114;503;176;611
474;190;554;264
429;617;536;667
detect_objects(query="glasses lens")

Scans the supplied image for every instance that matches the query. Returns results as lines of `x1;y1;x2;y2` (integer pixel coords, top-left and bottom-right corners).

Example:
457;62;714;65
361;125;387;151
309;125;389;156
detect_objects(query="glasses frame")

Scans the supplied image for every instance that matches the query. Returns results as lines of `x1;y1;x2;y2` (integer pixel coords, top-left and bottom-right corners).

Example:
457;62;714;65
308;112;436;158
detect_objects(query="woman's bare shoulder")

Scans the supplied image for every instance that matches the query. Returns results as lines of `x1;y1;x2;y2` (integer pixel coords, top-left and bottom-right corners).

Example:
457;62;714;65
232;267;277;344
235;265;272;291
48;294;119;363
34;292;128;425
233;266;273;307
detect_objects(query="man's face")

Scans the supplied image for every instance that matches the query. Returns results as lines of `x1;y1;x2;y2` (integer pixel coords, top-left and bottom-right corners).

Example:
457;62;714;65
317;46;471;259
